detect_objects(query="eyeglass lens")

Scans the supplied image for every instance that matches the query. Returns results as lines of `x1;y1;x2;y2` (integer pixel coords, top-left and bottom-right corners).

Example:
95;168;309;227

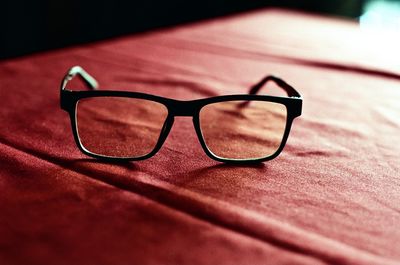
199;100;287;160
76;97;168;158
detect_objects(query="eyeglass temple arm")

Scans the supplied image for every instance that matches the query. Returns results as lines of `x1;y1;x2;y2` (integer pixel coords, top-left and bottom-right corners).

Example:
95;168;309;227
248;75;301;98
60;66;99;91
60;69;298;97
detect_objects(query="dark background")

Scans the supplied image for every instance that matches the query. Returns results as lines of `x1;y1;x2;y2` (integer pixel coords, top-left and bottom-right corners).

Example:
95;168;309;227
1;0;364;59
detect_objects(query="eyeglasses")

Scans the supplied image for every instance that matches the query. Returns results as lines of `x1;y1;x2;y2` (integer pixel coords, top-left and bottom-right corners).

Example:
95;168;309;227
60;66;302;163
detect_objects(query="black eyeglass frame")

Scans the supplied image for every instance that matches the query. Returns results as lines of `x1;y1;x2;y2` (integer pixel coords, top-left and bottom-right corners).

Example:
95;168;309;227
60;66;302;163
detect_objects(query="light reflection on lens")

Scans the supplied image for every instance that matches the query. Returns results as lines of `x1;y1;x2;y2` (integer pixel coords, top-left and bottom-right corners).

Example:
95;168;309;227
76;97;168;158
199;100;287;160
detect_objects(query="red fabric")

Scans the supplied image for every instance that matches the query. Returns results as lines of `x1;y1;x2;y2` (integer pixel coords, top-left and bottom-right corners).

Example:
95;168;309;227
1;9;400;265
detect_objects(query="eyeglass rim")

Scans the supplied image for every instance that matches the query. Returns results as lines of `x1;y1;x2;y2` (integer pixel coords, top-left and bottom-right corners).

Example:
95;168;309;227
61;89;301;163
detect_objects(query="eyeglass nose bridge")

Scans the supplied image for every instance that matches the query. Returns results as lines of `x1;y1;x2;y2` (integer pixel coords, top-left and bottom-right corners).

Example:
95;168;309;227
169;100;199;117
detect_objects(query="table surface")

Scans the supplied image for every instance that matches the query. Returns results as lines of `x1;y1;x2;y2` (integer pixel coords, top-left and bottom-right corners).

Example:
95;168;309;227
1;9;400;265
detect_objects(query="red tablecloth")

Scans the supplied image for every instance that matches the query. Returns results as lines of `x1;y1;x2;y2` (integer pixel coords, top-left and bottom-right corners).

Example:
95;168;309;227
1;9;399;265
